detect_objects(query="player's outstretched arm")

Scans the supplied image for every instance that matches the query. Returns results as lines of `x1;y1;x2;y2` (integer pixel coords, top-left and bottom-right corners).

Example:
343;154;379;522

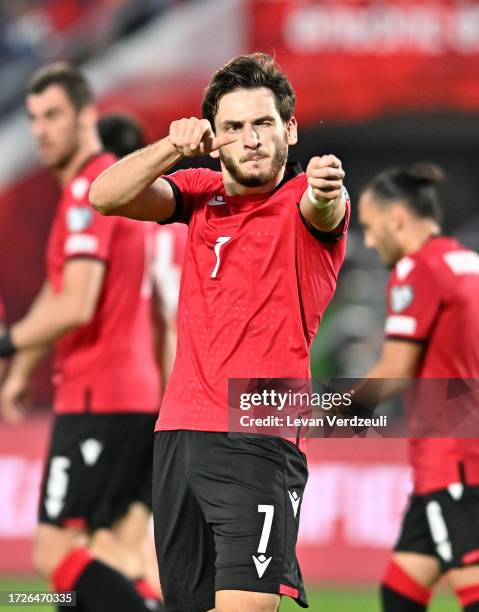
0;346;49;423
300;154;346;232
90;117;237;222
352;339;424;409
0;260;105;358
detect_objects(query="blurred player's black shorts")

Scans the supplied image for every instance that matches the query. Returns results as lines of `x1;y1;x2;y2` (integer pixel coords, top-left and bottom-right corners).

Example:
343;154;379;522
395;485;479;571
152;430;309;612
38;413;156;531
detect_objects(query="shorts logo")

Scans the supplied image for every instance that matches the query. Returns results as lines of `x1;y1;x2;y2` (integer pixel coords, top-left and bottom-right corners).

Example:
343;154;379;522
253;554;272;578
80;439;104;466
390;285;414;313
288;490;301;518
447;482;464;500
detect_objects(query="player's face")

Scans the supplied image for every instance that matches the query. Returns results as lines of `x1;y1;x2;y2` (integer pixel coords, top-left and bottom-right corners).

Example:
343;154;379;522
358;190;403;266
26;85;81;170
214;87;297;189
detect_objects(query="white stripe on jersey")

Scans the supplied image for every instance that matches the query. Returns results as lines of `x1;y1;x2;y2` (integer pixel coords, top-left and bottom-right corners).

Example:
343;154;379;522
385;315;417;336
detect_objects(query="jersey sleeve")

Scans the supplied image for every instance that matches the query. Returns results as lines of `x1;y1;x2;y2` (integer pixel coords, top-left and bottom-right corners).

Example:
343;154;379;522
151;223;187;317
385;258;443;342
159;168;217;225
63;176;116;262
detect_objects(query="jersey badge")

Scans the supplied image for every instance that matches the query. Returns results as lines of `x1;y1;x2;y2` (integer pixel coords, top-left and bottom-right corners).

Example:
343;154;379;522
67;206;94;232
390;285;414;313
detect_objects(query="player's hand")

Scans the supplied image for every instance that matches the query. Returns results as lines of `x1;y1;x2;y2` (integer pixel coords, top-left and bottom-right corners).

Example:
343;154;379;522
0;375;30;424
306;155;345;204
169;117;238;158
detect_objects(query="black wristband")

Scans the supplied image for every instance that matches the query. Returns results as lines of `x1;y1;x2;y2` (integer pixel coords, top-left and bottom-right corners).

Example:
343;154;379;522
0;330;17;358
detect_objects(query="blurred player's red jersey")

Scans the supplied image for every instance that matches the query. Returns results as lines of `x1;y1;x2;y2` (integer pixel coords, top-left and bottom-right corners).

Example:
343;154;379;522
151;223;187;318
156;165;349;433
47;153;159;413
386;236;479;493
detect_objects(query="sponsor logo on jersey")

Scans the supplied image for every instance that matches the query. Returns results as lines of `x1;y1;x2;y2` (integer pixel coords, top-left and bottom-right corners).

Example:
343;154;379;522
71;177;90;200
385;315;417;336
390;285;414;313
288;490;301;518
252;554;272;578
64;234;99;256
67;206;93;232
207;194;226;206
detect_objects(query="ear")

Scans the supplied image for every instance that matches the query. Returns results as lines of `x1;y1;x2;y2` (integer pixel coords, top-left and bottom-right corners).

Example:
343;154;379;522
286;116;298;146
389;203;409;231
79;104;98;129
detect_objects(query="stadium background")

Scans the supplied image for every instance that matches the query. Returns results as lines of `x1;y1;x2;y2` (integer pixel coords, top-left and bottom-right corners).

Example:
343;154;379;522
0;0;478;609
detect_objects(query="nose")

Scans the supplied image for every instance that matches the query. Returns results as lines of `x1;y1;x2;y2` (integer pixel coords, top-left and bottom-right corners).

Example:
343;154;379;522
32;118;46;140
243;127;260;150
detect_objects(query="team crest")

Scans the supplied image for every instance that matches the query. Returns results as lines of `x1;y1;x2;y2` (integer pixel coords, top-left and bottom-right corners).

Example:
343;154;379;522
67;206;93;232
390;285;414;313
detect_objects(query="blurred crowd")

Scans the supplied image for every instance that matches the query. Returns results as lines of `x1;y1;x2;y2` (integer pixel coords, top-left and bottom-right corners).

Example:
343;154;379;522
0;0;181;114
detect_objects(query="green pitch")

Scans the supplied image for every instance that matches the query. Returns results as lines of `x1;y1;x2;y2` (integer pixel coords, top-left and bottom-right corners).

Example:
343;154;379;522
0;579;459;611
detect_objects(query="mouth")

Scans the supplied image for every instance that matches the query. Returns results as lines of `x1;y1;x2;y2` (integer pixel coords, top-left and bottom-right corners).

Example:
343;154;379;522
39;142;53;152
243;155;268;163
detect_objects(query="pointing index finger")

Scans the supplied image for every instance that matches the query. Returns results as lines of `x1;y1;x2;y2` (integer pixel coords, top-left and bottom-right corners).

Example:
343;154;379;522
212;133;238;151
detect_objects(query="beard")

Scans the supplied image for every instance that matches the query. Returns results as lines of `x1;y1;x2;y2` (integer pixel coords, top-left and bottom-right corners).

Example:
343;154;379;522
219;139;288;188
378;229;403;268
41;146;77;171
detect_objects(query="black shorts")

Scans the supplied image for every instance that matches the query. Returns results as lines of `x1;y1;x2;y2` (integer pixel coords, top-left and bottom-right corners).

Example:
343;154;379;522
153;431;309;612
39;413;156;531
395;486;479;571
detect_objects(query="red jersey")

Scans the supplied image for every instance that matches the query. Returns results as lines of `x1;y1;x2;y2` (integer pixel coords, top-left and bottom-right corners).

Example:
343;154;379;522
0;297;4;323
47;153;159;413
385;236;479;493
151;223;187;319
155;163;349;433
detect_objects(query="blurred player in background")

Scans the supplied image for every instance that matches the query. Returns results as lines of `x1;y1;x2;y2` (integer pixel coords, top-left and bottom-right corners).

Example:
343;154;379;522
358;163;479;612
0;298;7;384
91;53;350;612
98;112;187;388
0;64;163;612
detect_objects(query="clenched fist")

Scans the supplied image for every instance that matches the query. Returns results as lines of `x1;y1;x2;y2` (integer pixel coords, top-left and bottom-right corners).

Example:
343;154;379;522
306;154;345;205
169;117;237;158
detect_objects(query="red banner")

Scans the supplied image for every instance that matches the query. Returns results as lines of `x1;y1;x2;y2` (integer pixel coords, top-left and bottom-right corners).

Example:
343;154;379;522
0;416;411;583
250;0;479;122
0;415;50;573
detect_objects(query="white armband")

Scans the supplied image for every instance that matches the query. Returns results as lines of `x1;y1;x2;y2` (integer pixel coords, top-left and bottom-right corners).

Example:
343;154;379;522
307;185;334;209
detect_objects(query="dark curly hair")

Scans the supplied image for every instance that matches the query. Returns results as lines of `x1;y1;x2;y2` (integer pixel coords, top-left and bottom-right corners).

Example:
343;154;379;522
202;53;295;130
